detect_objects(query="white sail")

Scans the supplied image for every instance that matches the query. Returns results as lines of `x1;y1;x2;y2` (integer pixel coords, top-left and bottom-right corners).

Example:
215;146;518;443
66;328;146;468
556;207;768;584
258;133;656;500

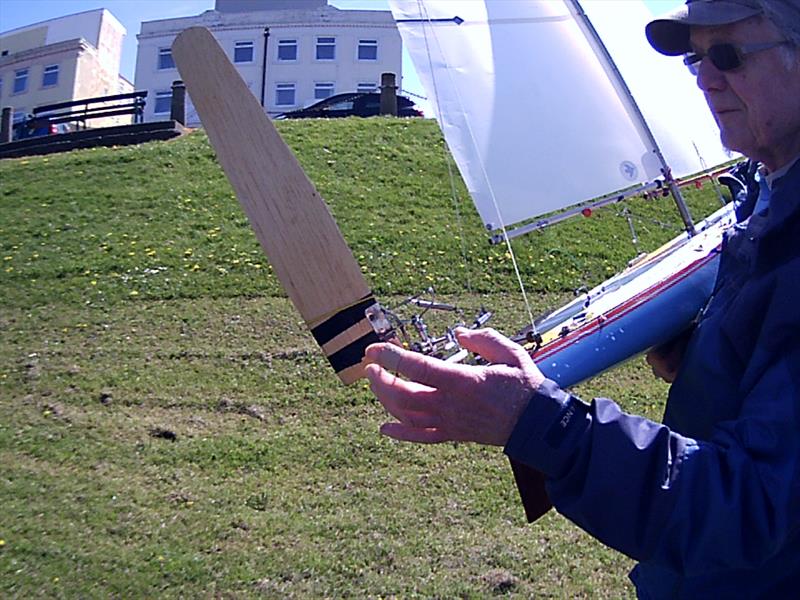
390;0;732;231
581;1;732;178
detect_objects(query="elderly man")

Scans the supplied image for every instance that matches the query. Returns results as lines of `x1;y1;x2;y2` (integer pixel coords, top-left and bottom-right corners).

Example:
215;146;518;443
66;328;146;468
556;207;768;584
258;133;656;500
365;0;800;596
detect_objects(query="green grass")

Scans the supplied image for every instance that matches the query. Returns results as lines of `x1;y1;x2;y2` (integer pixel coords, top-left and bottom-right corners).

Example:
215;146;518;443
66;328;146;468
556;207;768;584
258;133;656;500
0;118;721;597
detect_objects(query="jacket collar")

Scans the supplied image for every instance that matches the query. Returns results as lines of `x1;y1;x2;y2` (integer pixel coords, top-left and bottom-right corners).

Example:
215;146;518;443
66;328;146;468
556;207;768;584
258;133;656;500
762;157;800;239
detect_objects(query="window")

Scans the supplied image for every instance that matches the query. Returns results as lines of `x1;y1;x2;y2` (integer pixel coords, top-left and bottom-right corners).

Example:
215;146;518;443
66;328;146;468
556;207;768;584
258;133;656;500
357;82;377;93
13;68;28;94
314;82;335;100
275;83;295;106
234;41;254;63
316;37;335;60
358;39;378;61
42;65;59;87
277;39;297;61
154;91;172;114
158;48;175;70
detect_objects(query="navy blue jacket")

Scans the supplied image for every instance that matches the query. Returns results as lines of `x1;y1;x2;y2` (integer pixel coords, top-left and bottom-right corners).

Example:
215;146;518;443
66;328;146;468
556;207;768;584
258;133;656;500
505;159;800;598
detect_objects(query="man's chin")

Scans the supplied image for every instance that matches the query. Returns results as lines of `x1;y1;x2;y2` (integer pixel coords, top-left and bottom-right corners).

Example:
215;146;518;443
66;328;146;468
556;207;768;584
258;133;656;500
719;131;748;158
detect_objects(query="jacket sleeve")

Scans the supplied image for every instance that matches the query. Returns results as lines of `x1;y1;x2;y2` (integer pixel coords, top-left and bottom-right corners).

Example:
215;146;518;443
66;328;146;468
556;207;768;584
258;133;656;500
504;342;800;576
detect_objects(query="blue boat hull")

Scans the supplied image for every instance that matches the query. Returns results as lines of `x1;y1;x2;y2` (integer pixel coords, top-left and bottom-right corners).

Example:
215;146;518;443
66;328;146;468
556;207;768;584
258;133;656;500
521;205;734;388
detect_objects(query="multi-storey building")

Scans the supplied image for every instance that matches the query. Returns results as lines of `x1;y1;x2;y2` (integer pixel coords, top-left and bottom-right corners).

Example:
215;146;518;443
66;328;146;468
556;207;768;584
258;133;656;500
0;9;133;128
135;0;402;124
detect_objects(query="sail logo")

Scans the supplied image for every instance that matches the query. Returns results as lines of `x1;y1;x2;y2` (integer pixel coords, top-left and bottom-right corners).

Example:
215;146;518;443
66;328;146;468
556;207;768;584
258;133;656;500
620;161;639;181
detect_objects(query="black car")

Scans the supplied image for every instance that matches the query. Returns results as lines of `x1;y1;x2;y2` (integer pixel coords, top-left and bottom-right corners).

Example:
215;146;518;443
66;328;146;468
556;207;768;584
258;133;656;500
276;92;423;119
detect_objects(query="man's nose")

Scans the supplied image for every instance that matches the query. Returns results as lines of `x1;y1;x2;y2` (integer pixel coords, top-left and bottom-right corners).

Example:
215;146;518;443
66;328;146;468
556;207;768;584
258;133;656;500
696;57;728;92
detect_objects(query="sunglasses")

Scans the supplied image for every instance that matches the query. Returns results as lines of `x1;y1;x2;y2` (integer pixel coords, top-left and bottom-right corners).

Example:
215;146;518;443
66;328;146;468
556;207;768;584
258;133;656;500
683;40;789;75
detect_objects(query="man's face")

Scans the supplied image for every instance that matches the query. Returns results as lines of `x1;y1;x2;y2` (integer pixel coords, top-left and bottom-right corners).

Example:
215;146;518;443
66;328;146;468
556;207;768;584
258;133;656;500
691;17;800;170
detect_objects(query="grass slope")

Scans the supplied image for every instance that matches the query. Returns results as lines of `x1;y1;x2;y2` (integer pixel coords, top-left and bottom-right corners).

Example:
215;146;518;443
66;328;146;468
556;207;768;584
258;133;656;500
1;119;721;597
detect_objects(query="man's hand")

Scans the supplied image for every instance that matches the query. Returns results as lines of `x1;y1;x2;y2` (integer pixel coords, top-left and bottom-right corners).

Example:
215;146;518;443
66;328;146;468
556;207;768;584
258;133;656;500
364;328;545;446
645;327;695;383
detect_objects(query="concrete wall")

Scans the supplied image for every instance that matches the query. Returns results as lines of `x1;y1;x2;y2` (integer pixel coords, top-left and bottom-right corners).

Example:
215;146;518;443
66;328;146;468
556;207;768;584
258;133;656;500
0;9;107;51
0;27;48;56
96;11;126;75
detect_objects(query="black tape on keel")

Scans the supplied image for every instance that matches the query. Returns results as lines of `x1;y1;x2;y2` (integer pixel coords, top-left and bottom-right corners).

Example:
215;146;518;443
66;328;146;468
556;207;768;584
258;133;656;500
327;331;381;373
311;294;375;346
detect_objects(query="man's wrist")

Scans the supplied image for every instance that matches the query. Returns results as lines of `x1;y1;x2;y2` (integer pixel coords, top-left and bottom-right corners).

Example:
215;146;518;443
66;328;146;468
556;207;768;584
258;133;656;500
504;379;590;479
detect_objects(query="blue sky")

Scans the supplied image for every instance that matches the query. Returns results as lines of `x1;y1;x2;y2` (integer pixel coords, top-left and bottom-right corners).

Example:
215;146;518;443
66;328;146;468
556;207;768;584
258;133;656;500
0;0;683;99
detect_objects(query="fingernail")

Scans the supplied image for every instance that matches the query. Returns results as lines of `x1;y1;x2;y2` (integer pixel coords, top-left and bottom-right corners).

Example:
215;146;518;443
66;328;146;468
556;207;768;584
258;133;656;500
364;343;384;362
364;363;380;381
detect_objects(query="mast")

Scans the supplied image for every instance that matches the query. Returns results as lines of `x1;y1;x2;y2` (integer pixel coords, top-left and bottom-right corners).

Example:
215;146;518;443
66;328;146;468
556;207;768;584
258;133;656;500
567;0;696;236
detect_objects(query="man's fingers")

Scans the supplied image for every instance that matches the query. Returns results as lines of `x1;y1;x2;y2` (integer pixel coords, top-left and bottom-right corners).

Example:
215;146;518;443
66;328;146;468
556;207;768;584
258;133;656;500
455;328;530;367
365;364;443;421
365;343;472;390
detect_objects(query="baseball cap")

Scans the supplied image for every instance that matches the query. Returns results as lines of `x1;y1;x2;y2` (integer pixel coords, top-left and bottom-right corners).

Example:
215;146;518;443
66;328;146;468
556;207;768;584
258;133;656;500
646;0;764;55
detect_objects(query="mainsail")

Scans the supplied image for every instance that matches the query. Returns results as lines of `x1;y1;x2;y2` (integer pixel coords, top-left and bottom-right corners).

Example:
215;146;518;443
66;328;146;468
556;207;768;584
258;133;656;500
390;0;731;233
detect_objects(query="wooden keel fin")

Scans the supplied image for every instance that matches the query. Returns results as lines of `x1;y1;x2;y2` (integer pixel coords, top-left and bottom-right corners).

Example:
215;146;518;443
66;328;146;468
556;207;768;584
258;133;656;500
172;26;375;384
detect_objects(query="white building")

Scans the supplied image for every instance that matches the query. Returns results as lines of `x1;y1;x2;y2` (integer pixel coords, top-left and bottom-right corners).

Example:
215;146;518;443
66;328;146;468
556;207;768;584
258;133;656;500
135;0;402;125
0;9;133;127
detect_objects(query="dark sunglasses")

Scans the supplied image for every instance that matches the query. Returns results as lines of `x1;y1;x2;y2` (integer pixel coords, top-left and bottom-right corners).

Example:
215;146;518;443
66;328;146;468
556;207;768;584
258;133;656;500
683;40;789;75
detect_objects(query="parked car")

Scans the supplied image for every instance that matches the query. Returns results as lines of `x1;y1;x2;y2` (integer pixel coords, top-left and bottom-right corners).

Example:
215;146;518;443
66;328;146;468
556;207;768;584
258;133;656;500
276;92;423;119
12;118;58;141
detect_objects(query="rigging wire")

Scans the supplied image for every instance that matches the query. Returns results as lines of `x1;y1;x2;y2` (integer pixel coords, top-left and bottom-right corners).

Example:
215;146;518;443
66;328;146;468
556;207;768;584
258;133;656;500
692;141;728;206
415;0;475;298
414;0;538;334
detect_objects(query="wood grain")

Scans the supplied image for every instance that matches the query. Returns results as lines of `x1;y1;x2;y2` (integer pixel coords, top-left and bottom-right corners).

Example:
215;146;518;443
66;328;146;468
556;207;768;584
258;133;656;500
173;27;376;384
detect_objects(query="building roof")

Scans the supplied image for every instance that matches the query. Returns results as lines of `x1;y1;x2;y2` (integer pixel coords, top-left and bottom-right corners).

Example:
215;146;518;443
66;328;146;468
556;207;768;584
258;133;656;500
215;0;328;12
138;4;395;39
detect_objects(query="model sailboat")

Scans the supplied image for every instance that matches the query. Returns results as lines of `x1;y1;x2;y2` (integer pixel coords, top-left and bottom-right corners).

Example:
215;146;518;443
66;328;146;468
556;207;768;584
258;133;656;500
388;0;738;387
172;0;736;391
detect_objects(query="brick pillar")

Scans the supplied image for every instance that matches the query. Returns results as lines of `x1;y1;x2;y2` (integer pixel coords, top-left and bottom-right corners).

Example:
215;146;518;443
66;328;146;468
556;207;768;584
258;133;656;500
0;107;12;143
170;80;187;125
379;72;398;117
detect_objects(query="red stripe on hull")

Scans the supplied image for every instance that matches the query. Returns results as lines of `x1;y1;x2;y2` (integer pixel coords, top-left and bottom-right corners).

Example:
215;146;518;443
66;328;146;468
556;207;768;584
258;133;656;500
531;246;719;362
